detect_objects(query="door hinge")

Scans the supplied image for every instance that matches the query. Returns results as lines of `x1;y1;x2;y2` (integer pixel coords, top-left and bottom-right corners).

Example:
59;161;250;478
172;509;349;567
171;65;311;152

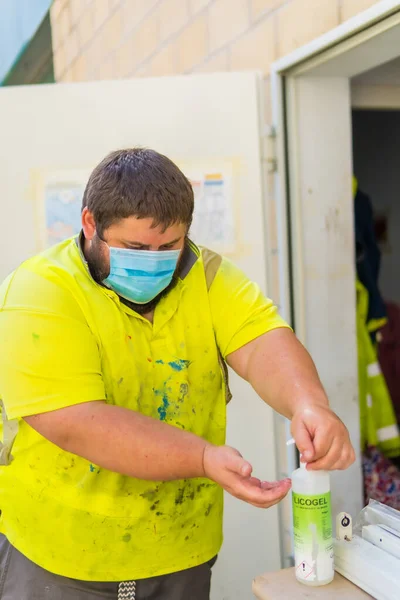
261;125;278;173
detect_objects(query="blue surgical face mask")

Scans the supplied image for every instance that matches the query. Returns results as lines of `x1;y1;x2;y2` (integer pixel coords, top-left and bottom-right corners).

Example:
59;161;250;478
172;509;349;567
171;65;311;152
103;246;181;304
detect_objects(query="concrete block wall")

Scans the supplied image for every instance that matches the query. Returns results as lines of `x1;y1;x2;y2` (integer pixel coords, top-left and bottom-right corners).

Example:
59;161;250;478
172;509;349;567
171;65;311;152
51;0;379;86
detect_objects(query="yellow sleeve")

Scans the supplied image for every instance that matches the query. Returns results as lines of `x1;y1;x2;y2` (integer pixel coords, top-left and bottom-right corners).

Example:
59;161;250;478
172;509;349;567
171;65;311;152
0;268;105;420
208;257;291;358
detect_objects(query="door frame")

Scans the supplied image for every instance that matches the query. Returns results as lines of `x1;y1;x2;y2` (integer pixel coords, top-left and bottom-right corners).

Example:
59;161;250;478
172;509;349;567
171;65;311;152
270;0;400;566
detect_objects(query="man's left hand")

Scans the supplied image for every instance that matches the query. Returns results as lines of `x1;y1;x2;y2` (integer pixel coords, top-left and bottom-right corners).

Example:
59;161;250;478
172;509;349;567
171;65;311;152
291;405;356;471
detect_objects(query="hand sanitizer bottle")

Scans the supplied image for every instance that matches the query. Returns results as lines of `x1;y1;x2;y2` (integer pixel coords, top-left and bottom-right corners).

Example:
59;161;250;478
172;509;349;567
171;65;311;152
292;462;334;586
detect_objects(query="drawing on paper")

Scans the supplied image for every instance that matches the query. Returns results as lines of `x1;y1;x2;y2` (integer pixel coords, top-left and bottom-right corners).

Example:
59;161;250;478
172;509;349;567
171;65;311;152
34;169;90;249
45;183;84;247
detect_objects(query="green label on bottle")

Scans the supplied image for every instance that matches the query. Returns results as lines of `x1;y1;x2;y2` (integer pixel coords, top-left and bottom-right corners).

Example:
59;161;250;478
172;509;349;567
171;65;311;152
292;491;333;583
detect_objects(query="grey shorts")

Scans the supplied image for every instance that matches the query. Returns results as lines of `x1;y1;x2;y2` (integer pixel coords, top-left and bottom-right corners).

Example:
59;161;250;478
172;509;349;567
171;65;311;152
0;535;216;600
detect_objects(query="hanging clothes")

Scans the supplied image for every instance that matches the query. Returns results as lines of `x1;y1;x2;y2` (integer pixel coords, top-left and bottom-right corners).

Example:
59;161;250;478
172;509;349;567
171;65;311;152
353;176;387;333
363;446;400;510
357;280;400;459
378;302;400;426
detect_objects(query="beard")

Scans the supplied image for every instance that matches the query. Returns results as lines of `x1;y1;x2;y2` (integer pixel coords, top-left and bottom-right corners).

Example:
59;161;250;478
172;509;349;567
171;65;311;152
84;234;183;315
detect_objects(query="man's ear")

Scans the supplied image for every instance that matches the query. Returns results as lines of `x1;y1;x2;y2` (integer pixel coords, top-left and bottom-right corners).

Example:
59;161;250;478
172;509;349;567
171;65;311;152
82;208;96;240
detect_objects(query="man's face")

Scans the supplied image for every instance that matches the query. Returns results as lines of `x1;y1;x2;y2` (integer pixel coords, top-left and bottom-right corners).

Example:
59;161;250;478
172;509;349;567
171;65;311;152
82;209;188;314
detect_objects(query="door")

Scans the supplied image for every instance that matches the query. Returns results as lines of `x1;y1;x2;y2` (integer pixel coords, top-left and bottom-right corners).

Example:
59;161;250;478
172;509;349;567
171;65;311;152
0;72;281;599
284;74;362;523
270;6;400;534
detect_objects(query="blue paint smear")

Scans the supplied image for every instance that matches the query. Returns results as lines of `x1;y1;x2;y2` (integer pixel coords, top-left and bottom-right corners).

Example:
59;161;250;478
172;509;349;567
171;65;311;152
155;358;190;371
157;395;170;421
168;359;191;371
89;464;96;473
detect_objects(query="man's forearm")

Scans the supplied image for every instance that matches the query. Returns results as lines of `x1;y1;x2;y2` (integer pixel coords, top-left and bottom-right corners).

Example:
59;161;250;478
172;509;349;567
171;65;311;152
228;329;354;469
228;329;329;419
249;331;329;418
25;401;209;481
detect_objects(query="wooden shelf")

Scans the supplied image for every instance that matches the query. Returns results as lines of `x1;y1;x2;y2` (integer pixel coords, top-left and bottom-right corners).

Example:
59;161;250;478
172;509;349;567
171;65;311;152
252;568;373;599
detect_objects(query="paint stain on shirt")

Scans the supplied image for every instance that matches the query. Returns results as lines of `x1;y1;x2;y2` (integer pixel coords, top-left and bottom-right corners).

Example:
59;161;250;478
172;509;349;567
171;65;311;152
168;359;191;372
155;359;191;372
157;394;170;421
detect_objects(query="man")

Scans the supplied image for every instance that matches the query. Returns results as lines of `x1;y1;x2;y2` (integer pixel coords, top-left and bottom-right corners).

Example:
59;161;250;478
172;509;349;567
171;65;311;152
0;148;355;600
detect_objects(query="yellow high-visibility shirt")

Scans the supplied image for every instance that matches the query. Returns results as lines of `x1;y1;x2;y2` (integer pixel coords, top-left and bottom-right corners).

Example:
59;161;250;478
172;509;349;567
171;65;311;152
0;236;289;581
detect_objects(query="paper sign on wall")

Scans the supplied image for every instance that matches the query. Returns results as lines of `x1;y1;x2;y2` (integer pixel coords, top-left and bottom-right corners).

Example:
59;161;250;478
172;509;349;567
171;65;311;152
179;161;236;253
189;172;235;251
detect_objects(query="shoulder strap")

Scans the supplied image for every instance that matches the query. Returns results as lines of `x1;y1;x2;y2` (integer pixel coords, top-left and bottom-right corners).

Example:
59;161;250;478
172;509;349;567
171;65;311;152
0;400;18;466
202;247;223;288
201;248;232;404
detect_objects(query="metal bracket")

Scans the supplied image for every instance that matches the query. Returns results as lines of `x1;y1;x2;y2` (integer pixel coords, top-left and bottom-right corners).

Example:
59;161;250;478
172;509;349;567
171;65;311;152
261;125;278;173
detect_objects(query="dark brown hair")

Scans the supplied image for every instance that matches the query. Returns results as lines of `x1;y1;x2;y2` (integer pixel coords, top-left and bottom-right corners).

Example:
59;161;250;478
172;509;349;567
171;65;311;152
82;148;194;235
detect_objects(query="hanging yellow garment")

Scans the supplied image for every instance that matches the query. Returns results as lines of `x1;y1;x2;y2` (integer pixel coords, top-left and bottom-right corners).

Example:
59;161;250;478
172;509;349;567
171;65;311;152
357;280;400;458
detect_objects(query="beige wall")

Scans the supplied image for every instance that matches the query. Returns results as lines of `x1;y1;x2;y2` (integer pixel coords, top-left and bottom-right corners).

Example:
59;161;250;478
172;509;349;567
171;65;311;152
51;0;380;120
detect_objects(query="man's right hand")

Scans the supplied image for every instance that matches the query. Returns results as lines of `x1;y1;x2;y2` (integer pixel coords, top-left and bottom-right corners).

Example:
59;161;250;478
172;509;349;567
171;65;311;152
203;445;291;508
